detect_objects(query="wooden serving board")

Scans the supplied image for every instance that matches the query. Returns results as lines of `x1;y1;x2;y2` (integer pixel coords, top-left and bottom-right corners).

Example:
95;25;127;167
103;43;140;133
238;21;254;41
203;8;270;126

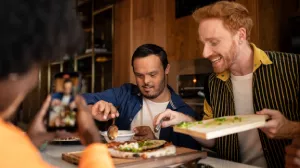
174;114;268;140
62;147;207;168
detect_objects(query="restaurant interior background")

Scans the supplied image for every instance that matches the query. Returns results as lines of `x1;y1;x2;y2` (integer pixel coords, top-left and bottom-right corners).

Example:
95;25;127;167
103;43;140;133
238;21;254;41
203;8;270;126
13;0;300;130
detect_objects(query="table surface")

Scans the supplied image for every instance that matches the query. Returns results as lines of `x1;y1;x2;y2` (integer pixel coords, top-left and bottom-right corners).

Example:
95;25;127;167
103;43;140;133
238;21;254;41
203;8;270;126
41;144;260;168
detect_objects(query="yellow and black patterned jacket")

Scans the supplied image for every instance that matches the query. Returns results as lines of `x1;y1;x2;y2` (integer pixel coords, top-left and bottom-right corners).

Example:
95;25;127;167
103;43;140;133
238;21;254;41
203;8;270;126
203;44;300;168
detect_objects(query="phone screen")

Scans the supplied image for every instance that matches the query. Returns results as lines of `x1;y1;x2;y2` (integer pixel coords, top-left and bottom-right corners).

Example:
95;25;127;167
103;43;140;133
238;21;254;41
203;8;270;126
47;72;81;132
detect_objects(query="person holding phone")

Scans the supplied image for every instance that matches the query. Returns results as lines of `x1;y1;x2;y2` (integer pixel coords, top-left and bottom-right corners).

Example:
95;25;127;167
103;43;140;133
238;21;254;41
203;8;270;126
0;0;114;168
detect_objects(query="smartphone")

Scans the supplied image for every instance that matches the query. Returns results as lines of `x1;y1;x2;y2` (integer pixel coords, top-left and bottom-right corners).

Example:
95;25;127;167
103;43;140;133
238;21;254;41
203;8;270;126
46;72;81;132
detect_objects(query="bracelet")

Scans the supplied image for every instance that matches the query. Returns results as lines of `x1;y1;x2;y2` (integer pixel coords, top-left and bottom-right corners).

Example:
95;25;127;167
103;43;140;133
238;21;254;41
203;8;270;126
39;141;48;151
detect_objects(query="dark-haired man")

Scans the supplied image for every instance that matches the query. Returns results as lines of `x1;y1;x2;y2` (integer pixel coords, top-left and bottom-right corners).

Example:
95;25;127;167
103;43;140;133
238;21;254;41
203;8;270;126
83;44;201;150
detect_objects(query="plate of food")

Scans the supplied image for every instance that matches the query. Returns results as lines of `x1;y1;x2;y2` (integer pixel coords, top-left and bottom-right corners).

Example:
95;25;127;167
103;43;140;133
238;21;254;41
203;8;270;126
174;114;268;140
50;136;81;145
106;139;176;159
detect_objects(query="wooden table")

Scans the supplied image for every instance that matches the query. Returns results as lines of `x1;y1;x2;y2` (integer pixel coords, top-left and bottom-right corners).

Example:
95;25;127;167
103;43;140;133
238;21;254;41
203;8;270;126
62;147;207;168
41;144;259;168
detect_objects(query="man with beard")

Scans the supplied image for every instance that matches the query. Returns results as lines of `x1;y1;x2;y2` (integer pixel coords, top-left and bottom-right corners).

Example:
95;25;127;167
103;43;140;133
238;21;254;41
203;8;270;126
83;44;201;150
153;1;300;168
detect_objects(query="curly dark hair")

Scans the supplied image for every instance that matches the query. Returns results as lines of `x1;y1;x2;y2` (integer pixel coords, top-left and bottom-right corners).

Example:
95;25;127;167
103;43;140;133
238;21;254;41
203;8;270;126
0;0;83;79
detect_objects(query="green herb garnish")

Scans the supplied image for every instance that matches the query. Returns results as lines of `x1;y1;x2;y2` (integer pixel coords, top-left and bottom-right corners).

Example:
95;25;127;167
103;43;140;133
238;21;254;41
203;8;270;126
177;122;195;128
131;148;142;153
138;141;154;147
119;147;142;153
234;117;242;122
214;117;226;122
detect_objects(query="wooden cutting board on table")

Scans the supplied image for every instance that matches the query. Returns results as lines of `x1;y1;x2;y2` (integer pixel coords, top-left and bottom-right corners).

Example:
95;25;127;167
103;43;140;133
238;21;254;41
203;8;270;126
62;147;207;168
174;114;268;140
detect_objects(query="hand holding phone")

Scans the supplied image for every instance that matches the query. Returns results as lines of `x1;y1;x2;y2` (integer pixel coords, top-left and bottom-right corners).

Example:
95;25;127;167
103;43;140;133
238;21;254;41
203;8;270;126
75;96;101;145
47;72;80;132
28;94;101;147
27;96;74;147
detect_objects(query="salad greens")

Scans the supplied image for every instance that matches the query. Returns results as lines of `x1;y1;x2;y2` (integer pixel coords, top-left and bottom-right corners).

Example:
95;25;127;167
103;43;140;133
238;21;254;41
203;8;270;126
214;117;226;122
138;141;154;147
177;117;243;128
176;121;203;128
234;116;242;122
119;140;156;153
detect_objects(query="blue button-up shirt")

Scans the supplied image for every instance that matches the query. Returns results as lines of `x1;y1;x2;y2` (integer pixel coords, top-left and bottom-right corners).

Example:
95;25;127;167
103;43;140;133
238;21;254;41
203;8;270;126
83;83;202;150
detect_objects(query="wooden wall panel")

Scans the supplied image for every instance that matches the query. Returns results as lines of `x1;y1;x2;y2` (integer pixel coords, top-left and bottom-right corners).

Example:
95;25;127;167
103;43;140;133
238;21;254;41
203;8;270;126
113;0;299;87
257;0;280;50
114;0;173;85
131;17;155;48
131;0;155;84
279;0;299;52
258;0;298;51
131;0;168;50
237;0;298;51
113;0;132;87
165;0;176;61
236;0;260;46
173;16;200;61
153;0;167;49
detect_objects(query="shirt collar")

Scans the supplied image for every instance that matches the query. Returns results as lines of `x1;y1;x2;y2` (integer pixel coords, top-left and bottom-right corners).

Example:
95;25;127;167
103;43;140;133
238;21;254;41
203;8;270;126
216;43;273;81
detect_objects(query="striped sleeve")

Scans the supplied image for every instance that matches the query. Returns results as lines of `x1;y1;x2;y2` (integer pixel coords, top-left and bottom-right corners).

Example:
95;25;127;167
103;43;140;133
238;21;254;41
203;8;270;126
203;99;213;120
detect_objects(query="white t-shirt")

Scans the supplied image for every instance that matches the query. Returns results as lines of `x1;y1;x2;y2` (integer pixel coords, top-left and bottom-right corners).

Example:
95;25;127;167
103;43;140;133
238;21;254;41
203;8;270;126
130;98;169;138
61;95;71;105
231;73;267;168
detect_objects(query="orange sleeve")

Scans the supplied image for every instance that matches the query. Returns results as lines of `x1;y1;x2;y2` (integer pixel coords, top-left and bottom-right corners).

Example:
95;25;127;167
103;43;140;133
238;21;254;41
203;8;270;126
0;119;114;168
0;120;53;168
203;99;213;120
79;143;115;168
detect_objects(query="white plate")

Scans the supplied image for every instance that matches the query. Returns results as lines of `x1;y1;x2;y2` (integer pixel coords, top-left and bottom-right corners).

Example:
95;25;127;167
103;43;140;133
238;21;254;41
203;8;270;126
100;130;135;142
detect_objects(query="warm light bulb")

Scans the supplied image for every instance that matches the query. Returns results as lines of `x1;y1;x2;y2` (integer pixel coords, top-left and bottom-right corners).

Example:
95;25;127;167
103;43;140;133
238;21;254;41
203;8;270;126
193;78;197;83
96;57;108;62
